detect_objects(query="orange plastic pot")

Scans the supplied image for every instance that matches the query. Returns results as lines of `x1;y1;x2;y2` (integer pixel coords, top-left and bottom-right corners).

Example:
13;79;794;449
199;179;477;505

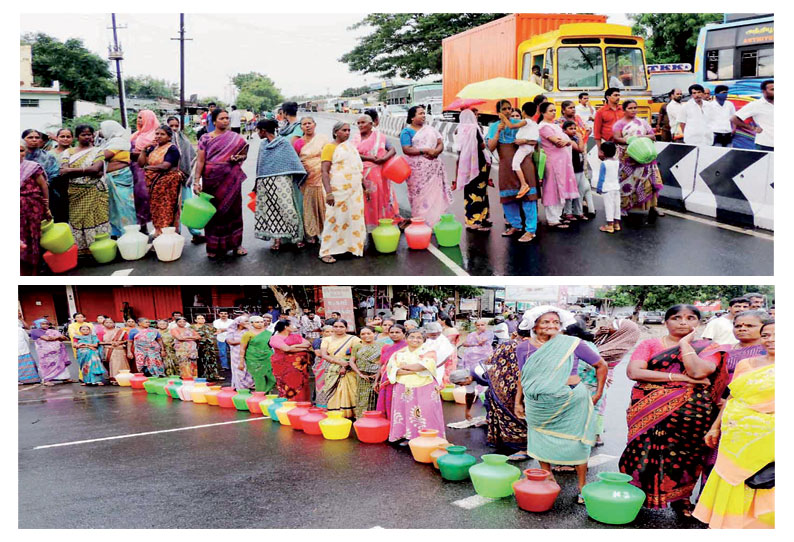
408;429;448;463
382;155;411;183
286;402;313;430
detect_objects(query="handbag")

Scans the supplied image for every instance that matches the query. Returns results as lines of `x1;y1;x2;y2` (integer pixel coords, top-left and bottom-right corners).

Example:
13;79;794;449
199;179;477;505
746;462;774;489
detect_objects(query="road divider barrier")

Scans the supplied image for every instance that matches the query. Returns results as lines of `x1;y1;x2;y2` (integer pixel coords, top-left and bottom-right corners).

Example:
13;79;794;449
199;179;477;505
315;113;773;231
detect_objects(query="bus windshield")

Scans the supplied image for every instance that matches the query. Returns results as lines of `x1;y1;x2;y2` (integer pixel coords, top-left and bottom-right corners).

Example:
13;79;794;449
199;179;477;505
557;46;604;89
605;47;647;89
413;86;442;104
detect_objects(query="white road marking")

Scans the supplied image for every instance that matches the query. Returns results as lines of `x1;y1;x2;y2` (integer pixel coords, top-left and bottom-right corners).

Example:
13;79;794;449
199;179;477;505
658;208;774;240
427;244;470;276
587;454;619;468
32;417;267;450
111;268;134;276
452;495;495;509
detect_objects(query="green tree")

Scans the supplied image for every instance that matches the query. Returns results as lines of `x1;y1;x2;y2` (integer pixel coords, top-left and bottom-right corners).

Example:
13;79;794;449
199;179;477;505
231;72;284;113
124;75;175;99
340;13;507;79
199;96;227;108
341;85;370;98
405;285;483;300
629;13;723;64
23;32;116;106
600;285;774;314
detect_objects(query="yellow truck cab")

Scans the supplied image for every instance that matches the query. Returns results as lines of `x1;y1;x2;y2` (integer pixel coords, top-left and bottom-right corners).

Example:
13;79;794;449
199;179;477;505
516;23;652;121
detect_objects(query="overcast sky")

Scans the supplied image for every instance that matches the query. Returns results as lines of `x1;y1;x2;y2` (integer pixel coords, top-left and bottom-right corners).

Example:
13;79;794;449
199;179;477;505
20;13;631;101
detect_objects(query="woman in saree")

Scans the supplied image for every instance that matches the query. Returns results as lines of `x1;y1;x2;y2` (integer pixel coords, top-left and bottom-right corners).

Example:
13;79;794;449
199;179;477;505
253;119;307;250
227;316;254;390
170;317;200;379
130;318;165;377
355;114;402;229
618;304;728;517
194;108;249;259
23;129;61;194
461;318;493;377
157;319;179;376
694;321;774;529
30;319;72;386
312;325;334;407
318;123;366;264
98;317;129;383
611;100;663;219
20;141;51;274
74;324;108;386
375;324;407;419
400;106;452;227
166;116;203;243
59;125;111;254
320;319;361;417
538;102;581;229
130;109;159;232
97;120;136;237
376;319;395;345
269;320;313;400
386;328;445;443
139;124;182;237
295;117;328;244
49;128;74;222
456;108;492;232
441;316;460;347
349;326;383;418
514;308;607;501
19;323;39;385
239;315;274;393
191;315;221;381
67;313;93;377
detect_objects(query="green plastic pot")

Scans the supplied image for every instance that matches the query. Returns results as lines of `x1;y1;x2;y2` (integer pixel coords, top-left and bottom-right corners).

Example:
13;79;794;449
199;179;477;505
165;378;183;399
437;445;477;481
232;389;252;411
371;218;400;253
154;377;176;395
433;214;463;247
89;233;118;264
469;454;521;498
181;192;216;229
581;472;645;525
439;384;456;402
40;220;75;254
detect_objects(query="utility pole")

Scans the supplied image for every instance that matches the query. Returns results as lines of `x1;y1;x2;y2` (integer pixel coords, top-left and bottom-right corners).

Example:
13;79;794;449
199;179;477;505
108;14;128;128
171;14;192;126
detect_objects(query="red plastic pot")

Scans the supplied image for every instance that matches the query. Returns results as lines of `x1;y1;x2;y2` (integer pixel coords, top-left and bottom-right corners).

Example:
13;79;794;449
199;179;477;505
513;468;561;513
43;244;78;274
246;391;268;414
286;402;313;430
217;387;238;408
382;155;411;183
404;218;433;250
129;373;148;389
300;407;327;435
353;410;391;443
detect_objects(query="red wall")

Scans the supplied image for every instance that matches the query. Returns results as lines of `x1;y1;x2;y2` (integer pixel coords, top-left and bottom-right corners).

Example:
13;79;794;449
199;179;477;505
19;289;58;324
112;286;183;320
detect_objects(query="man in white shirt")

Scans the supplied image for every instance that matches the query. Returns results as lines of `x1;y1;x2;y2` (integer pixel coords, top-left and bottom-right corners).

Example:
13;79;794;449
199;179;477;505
392;302;408;324
168;311;182;330
665;88;684;141
708;84;736;147
212;311;232;369
423;322;456;385
575;92;595;131
732;80;774;151
300;310;322;340
492;316;510;344
679;84;711;146
701;297;749;346
263;313;276;333
229;105;242;134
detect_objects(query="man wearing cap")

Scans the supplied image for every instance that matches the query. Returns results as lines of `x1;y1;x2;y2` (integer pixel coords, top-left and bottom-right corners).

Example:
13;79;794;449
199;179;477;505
424;322;456;386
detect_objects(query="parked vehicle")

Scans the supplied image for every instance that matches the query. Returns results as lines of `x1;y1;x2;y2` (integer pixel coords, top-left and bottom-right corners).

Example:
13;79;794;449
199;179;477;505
639;311;664;325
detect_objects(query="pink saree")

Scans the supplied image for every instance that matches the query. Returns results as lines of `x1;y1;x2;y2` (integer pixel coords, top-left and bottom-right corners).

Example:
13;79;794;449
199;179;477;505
404;125;452;227
356;130;403;227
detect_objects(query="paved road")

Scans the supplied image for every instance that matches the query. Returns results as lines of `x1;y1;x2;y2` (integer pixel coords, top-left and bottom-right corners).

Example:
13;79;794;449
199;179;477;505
19;326;702;529
59;117;772;276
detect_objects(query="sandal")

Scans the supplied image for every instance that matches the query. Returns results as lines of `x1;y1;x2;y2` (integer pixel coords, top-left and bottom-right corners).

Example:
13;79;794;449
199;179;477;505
516;185;530;199
576;214;589;221
507;452;531;461
547;223;569;229
42;382;55;387
577;494;585;505
501;227;520;237
613;222;621;231
599;225;614;234
320;255;336;264
270;241;280;252
234;248;248;257
518;232;535;243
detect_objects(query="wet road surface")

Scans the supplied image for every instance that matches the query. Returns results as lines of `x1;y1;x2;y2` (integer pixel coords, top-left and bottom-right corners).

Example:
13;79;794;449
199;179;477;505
56;117;772;277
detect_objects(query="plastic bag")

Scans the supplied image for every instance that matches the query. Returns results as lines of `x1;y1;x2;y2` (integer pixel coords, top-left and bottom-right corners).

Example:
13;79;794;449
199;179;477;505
626;136;658;164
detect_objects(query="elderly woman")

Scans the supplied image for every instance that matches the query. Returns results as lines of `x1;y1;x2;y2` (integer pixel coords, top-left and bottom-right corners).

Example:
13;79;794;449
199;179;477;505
98;317;130;383
312;325;334;407
129;318;165;377
538;102;581;229
386;328;445;443
254;119;307;251
611;100;663;220
97;120;136;237
375;323;408;419
192;315;221;382
194;108;249;259
318;123;366;264
227;316;254;390
400;106;451;227
619;304;727;517
694;321;774;529
320;319;361;417
455;108;492;232
157;319;179;376
20;140;51;274
349;326;383;418
23;129;60;185
74;324;108;386
354;114;401;229
514;306;608;502
30;319;72;386
139;124;183;237
269;320;312;400
240;315;274;393
294;117;329;243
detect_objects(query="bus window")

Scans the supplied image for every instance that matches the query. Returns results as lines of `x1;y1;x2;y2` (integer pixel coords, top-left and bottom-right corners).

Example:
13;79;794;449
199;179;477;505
543;48;553;91
706;49;734;80
521;53;532;81
605;47;647;89
557;46;604;90
740;47;773;78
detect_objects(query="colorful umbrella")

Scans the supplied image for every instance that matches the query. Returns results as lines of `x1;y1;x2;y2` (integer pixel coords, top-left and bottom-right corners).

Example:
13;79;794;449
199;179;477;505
445;98;487;110
456;77;545;100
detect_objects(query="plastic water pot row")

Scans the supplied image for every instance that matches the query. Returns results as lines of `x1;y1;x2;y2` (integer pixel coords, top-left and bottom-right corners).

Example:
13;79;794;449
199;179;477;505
118;370;645;524
371;214;463;253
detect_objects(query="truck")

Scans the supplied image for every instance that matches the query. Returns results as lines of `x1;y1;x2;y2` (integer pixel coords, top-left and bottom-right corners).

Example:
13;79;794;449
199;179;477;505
442;13;652;122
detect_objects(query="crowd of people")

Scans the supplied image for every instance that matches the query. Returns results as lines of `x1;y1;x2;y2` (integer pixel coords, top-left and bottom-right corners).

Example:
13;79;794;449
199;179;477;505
18;292;774;529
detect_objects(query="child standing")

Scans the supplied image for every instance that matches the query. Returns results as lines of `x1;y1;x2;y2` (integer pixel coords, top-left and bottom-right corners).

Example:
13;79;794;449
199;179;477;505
512;103;538;199
596;141;621;233
562;120;586;221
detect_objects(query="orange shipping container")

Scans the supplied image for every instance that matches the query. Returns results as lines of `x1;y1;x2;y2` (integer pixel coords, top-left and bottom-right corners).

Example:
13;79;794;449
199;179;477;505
442;13;607;116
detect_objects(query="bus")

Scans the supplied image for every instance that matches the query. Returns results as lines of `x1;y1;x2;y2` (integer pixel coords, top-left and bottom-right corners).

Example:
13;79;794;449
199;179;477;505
694;14;773;108
386;83;443;112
